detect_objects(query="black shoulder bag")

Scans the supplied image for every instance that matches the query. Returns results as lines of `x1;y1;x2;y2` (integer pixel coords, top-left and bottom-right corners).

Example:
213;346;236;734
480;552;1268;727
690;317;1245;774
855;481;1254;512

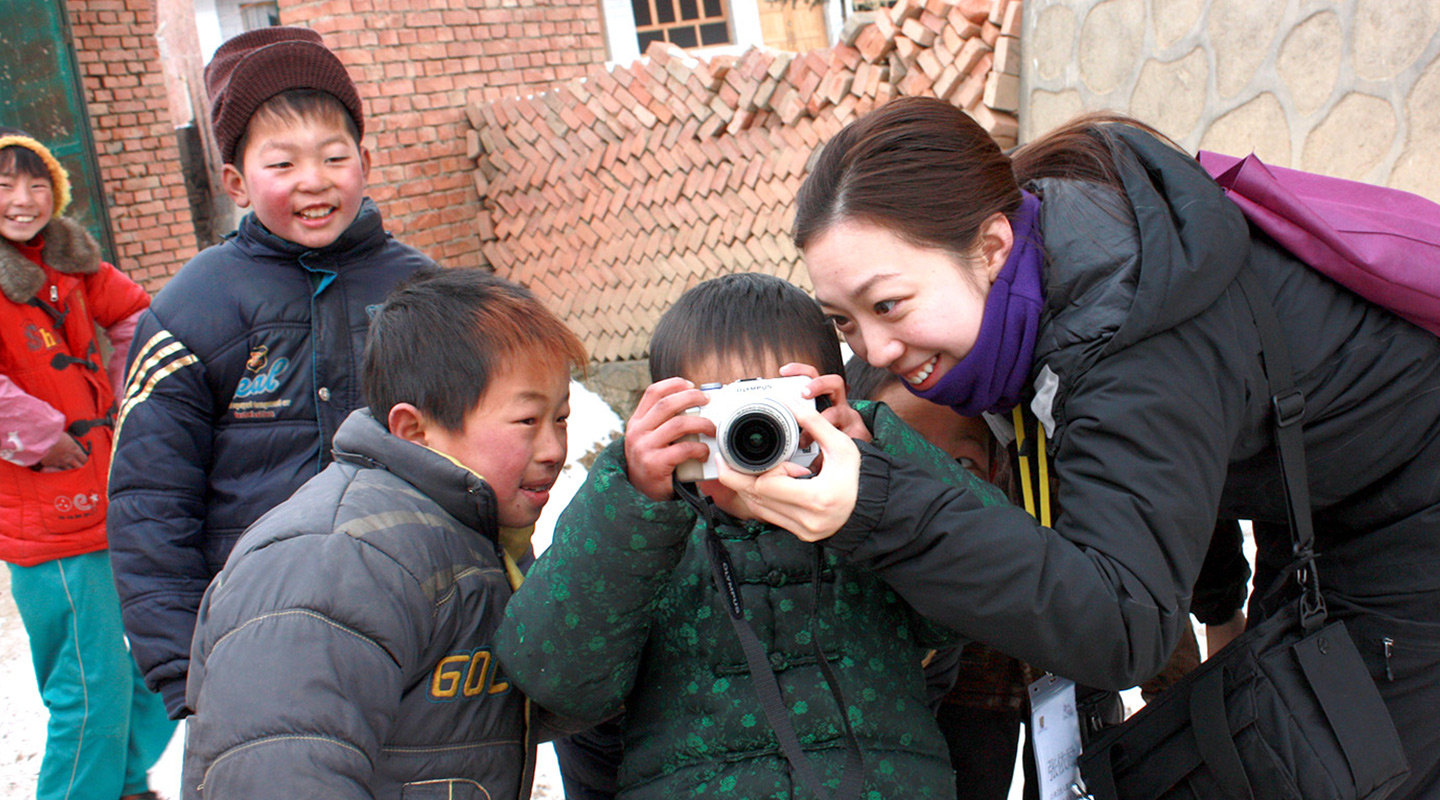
1073;271;1410;800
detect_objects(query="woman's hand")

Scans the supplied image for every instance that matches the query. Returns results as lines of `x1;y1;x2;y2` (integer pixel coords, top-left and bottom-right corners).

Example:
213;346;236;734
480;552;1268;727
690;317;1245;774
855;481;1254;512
624;377;716;501
38;433;88;472
1204;611;1247;659
780;362;871;443
716;402;860;541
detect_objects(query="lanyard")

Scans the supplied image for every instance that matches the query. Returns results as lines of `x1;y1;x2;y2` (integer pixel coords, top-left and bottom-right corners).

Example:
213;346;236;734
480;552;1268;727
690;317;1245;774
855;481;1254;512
1012;405;1052;527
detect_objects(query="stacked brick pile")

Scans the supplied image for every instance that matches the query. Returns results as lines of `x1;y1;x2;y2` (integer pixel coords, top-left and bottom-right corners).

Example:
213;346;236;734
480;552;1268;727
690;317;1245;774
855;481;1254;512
69;0;199;290
471;0;1023;363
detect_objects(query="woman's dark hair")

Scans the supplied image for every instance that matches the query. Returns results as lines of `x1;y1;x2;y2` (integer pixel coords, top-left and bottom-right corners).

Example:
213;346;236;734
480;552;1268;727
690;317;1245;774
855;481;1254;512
794;97;1022;261
794;97;1174;258
0;126;51;180
363;267;587;432
1011;110;1177;188
649;272;845;382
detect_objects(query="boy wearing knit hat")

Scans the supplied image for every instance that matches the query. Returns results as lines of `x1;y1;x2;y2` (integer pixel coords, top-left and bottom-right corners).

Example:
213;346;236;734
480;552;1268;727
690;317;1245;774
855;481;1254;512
106;27;433;721
0;128;175;800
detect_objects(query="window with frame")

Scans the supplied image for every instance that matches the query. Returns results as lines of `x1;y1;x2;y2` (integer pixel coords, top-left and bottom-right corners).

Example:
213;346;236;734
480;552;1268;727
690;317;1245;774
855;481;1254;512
239;2;280;31
633;0;732;50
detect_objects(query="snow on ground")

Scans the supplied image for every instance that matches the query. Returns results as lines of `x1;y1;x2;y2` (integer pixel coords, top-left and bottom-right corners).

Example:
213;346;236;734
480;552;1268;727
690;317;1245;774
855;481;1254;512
0;380;623;799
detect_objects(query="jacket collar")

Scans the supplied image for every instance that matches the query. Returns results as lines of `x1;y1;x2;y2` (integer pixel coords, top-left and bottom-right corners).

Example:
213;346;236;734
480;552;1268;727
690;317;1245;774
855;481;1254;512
330;408;501;543
0;216;100;303
232;197;388;263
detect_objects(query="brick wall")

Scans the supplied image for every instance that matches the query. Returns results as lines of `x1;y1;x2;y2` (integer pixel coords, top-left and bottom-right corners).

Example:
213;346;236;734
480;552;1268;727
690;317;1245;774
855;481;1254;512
471;0;1023;363
68;0;199;291
279;0;610;268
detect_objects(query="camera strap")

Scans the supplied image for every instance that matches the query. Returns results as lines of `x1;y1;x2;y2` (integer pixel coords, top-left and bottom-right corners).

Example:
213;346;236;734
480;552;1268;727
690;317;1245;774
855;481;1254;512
674;478;865;800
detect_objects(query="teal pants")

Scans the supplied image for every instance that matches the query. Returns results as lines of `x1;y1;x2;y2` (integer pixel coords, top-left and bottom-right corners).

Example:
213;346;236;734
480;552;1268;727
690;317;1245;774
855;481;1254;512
9;550;177;800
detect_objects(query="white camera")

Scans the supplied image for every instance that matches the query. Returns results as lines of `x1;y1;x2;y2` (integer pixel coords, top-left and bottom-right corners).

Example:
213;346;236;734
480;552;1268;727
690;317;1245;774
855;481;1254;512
675;375;821;482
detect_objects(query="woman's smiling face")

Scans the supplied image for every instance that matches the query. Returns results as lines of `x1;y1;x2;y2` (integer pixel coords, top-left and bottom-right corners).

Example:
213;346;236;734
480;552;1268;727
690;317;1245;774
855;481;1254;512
807;218;1005;391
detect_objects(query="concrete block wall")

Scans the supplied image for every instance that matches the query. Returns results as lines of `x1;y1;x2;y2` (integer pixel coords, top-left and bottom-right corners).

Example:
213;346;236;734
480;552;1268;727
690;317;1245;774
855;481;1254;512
471;0;1024;365
68;0;199;290
1022;0;1440;200
278;0;610;268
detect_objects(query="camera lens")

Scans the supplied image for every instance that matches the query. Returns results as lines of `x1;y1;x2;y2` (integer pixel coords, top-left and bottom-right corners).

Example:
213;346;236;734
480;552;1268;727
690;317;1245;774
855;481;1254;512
731;416;780;465
722;405;792;473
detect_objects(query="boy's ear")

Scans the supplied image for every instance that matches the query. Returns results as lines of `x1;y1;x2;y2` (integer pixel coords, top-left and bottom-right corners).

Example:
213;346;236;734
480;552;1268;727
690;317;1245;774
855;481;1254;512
360;145;371;181
221;163;251;208
388;403;431;446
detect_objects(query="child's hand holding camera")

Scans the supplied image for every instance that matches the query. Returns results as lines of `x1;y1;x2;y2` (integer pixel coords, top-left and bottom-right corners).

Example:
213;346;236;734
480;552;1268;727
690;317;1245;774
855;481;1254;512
624;377;717;501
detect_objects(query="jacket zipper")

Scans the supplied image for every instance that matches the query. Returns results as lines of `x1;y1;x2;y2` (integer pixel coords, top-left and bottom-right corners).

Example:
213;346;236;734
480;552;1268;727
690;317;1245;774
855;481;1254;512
50;285;59;303
1383;636;1395;681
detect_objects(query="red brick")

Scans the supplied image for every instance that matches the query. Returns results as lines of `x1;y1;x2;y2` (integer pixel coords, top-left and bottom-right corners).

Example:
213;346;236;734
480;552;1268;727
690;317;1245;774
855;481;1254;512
901;18;938;47
954;35;993;75
1001;0;1024;37
933;63;964;100
873;11;899;42
917;48;946;80
890;0;922;25
983;69;1020;112
856;25;895;63
953;72;987;109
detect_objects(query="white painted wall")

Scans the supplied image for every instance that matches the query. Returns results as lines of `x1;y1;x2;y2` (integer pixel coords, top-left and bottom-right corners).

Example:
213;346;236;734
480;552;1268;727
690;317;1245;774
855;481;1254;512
602;0;845;67
193;0;224;60
602;0;642;65
193;0;267;60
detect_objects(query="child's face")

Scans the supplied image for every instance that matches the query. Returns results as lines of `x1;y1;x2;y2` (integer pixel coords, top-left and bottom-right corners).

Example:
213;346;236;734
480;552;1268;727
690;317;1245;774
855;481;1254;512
222;111;369;251
874;383;991;480
0;169;54;244
681;351;792;520
423;358;572;529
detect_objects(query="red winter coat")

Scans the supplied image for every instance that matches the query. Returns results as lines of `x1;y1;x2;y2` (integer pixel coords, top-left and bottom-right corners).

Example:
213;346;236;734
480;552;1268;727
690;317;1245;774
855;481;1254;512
0;217;150;566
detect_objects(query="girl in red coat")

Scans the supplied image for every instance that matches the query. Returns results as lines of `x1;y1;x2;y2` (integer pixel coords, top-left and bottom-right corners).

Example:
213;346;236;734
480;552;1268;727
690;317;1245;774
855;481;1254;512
0;128;175;800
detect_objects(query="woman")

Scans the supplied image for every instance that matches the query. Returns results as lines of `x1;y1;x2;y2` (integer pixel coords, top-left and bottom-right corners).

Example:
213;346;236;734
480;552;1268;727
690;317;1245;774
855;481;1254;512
723;97;1440;799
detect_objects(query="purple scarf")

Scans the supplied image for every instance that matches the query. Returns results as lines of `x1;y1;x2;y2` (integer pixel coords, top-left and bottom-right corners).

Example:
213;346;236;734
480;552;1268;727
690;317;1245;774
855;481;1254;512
908;191;1044;416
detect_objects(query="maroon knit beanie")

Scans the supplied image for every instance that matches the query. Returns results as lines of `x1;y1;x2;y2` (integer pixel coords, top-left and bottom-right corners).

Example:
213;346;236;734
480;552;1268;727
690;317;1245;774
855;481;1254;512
204;26;364;165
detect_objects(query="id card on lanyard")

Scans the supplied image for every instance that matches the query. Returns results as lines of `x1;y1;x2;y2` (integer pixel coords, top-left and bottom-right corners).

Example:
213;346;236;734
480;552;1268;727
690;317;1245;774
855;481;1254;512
1028;674;1083;800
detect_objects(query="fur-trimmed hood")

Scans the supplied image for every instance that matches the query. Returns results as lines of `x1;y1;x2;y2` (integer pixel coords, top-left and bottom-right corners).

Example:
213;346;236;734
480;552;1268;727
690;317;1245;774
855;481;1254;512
0;216;102;303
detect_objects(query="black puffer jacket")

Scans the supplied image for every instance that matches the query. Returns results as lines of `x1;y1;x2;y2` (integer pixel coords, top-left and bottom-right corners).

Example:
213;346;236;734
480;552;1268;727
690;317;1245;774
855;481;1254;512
107;200;431;716
182;409;534;800
826;125;1440;690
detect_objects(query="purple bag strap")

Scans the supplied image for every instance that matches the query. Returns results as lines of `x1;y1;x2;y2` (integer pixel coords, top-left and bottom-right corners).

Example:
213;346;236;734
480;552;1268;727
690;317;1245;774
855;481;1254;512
1198;150;1440;336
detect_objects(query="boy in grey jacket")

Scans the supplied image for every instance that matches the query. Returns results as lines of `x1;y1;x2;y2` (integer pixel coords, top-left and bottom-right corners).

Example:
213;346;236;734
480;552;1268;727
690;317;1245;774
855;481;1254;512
181;269;586;799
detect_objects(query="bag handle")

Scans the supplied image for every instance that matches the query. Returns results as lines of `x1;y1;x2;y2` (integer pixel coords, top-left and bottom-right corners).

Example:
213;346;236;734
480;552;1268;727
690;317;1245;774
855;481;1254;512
1190;669;1255;800
1233;269;1326;631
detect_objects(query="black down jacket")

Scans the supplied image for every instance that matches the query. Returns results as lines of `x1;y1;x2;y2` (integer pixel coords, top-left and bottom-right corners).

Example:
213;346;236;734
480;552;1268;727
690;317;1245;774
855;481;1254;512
107;200;431;716
825;125;1440;691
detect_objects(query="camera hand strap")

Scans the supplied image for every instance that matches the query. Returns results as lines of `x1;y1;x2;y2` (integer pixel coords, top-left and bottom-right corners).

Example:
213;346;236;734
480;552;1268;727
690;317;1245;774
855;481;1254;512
675;478;864;800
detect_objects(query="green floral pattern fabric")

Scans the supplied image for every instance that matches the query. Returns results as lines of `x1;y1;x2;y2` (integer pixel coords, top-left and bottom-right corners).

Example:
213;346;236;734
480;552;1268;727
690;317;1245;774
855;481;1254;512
498;402;1007;799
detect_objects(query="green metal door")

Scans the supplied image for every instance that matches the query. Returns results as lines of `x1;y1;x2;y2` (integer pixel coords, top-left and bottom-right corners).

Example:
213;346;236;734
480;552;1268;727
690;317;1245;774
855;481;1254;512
0;0;116;262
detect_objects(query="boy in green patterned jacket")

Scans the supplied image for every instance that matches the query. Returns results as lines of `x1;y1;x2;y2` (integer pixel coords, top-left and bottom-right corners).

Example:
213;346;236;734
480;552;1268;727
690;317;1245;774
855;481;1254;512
498;273;1008;800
